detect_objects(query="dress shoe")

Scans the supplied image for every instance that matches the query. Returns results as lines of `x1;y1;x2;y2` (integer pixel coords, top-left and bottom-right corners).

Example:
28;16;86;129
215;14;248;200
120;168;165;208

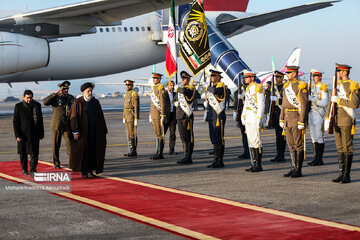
22;170;29;175
54;165;61;169
30;171;35;177
81;173;88;178
89;172;96;178
169;151;177;155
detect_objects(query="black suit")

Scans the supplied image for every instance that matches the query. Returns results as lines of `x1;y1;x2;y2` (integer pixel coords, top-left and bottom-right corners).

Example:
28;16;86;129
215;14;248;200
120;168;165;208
13;100;44;172
165;90;177;152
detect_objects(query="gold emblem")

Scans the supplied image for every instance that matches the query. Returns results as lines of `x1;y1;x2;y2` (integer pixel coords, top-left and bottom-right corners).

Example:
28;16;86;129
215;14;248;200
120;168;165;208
185;21;204;42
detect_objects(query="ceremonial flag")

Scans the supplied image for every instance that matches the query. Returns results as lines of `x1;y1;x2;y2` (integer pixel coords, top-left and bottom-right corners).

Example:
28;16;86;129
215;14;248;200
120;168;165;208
165;0;177;83
179;0;211;77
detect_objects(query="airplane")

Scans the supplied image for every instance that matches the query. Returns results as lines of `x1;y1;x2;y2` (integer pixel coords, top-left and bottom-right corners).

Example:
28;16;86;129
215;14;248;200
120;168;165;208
0;0;339;86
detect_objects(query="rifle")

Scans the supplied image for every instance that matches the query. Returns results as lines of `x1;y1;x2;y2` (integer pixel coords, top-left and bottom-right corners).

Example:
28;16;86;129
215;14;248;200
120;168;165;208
327;68;338;134
307;73;313;115
266;72;276;127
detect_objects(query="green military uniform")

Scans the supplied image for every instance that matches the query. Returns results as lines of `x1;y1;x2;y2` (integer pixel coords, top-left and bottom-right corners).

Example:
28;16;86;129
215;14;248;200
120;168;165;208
150;73;170;159
175;71;196;164
43;81;75;168
325;64;359;184
123;80;140;157
280;66;308;178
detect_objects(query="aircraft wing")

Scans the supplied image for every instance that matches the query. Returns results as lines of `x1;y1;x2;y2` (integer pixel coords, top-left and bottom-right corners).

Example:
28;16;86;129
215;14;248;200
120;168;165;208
216;0;340;38
0;0;191;37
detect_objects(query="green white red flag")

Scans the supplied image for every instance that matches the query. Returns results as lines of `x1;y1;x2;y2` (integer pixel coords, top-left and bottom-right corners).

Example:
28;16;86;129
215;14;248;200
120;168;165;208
165;0;177;81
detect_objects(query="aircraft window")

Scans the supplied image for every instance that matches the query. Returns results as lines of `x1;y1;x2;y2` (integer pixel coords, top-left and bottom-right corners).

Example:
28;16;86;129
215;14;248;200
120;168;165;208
136;27;139;31
130;27;133;31
147;27;151;31
142;27;145;31
106;28;109;32
124;27;128;32
118;27;122;32
112;27;116;32
99;28;103;32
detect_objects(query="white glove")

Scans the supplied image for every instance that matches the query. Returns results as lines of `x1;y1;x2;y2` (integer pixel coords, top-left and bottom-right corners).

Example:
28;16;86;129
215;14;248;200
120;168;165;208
203;101;208;108
233;111;237;121
331;96;339;103
123;118;125;124
279;121;285;128
238;93;244;99
134;119;138;126
308;95;316;102
149;115;152;123
298;124;305;130
241;115;246;125
174;101;179;107
324;118;330;131
270;96;278;102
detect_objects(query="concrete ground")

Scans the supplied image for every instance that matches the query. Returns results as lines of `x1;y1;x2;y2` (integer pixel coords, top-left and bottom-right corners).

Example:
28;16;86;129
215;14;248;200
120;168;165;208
0;98;359;239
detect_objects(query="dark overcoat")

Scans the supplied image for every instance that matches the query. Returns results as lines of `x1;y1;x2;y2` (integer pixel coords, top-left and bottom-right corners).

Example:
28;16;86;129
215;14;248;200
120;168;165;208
13;101;44;155
67;97;107;173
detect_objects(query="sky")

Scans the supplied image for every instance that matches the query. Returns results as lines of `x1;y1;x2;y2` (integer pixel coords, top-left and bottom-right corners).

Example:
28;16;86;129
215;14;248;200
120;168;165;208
0;0;359;98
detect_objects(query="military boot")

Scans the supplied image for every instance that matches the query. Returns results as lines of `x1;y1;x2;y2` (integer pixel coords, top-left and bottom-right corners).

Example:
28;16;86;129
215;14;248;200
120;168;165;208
308;142;319;166
291;150;304;178
246;148;257;172
332;153;345;182
341;154;353;184
154;139;164;159
124;138;137;157
177;142;188;164
284;150;296;177
179;142;193;164
151;139;160;159
213;144;225;168
238;135;250;159
207;145;219;168
250;148;263;172
312;143;324;166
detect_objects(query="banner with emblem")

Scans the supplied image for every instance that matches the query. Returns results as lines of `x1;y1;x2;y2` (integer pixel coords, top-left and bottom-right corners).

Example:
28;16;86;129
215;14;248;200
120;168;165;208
179;0;211;77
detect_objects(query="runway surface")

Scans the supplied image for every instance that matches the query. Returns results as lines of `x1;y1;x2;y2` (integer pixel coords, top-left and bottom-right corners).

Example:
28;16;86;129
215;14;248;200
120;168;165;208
0;98;359;239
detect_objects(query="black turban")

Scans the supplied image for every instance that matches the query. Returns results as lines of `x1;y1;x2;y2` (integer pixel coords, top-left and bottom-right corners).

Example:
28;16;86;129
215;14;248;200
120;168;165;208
80;82;95;92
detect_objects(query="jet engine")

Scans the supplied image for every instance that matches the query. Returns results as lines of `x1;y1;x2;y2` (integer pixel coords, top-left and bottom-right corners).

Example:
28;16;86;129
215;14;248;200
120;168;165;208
0;32;49;76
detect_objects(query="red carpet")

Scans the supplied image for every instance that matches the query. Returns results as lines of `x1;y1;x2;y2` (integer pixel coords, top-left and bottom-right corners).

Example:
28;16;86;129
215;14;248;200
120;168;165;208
1;161;359;239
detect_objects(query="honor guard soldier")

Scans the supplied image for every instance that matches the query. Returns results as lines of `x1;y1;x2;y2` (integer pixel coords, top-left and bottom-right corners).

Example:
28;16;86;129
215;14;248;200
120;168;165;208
325;64;359;184
233;76;250;159
150;72;171;160
280;66;308;178
204;69;226;168
123;80;140;157
241;70;265;172
43;81;75;168
174;71;196;164
308;69;328;166
270;71;286;162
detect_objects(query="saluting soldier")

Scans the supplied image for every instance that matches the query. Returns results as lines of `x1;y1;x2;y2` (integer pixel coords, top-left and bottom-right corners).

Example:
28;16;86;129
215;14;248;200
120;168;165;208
123;80;140;157
150;72;171;160
270;71;286;162
307;69;328;166
325;64;359;184
233;77;250;159
280;66;308;178
174;71;196;164
43;81;75;168
204;69;226;168
241;70;265;172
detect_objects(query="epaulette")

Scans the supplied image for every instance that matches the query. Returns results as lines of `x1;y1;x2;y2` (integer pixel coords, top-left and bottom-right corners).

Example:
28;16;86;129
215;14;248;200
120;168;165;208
350;80;360;92
298;81;308;90
131;91;138;97
186;85;195;90
255;83;263;93
215;81;225;88
320;83;328;92
157;84;164;90
283;81;290;88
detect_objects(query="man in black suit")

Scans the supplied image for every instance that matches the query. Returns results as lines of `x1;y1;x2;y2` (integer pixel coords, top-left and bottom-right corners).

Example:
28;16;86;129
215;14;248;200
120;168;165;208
166;80;177;155
13;90;44;176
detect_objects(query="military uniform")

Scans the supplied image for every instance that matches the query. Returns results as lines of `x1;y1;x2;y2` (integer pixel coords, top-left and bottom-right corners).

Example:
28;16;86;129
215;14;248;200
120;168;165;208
175;71;196;164
123;80;140;157
150;73;171;159
241;71;265;172
280;66;308;178
43;81;75;168
233;85;250;159
270;71;286;162
205;70;226;168
308;70;328;166
325;64;359;183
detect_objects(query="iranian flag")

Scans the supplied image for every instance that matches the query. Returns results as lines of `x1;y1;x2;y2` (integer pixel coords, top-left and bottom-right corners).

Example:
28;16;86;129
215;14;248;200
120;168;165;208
165;0;177;81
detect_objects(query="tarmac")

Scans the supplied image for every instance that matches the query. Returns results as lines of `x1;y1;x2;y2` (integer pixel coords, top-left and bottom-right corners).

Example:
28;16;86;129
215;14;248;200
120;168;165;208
0;97;359;239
